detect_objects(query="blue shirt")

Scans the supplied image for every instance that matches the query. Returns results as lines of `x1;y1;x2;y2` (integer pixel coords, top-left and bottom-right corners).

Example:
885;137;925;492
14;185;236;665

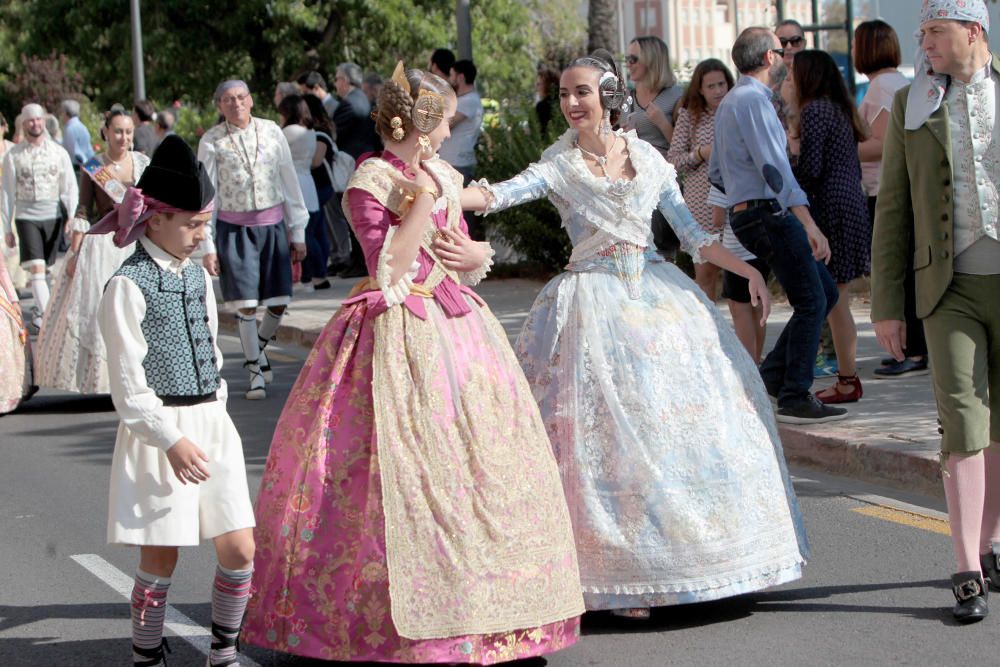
708;75;808;211
62;116;94;167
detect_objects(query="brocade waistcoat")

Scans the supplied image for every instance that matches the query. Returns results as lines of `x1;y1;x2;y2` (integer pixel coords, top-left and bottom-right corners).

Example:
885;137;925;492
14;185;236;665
201;118;285;212
113;244;220;397
11;139;63;203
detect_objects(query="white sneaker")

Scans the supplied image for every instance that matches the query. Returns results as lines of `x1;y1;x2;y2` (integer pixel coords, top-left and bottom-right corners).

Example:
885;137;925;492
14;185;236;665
244;362;266;400
258;348;273;383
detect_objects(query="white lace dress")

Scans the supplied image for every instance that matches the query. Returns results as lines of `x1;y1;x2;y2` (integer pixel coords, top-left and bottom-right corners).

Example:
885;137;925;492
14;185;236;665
35;152;150;394
478;129;808;609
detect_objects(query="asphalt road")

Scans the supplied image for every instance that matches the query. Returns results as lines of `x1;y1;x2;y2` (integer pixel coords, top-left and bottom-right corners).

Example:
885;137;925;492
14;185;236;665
0;332;992;667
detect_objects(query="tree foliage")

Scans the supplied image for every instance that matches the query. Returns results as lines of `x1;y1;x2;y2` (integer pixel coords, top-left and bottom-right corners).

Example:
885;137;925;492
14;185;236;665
0;0;584;120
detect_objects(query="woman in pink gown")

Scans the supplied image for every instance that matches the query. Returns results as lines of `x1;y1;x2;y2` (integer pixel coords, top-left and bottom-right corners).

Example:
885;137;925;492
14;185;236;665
242;63;584;664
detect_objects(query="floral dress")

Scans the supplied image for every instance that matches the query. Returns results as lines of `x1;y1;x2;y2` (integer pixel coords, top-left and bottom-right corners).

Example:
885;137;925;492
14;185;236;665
477;128;809;610
0;252;31;414
794;99;870;284
243;152;584;663
666;106;719;233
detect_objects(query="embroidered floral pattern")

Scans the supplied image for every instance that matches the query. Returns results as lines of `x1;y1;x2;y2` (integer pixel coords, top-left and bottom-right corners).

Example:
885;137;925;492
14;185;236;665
948;72;1000;256
202;118;286;212
244;155;583;661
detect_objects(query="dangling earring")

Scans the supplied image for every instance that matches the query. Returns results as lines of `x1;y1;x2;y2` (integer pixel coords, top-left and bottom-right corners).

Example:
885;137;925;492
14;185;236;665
418;133;433;157
600;108;612;136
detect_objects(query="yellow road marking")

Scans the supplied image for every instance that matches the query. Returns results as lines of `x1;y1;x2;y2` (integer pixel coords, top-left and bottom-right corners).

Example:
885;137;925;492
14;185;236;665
852;505;951;536
265;351;299;363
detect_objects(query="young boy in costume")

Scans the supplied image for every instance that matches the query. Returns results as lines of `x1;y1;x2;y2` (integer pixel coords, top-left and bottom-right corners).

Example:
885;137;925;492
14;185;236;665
92;135;255;665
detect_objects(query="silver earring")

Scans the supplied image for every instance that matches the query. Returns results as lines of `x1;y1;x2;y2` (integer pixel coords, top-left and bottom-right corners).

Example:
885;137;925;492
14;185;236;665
600;108;612;136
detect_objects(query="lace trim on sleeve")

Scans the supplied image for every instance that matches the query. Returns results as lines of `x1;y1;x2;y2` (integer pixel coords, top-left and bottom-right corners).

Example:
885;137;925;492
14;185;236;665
376;225;420;307
685;230;721;265
459;242;495;286
70;217;91;234
471;178;499;216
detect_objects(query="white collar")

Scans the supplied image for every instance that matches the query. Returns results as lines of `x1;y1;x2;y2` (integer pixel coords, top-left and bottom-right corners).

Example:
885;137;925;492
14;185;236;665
140;236;189;275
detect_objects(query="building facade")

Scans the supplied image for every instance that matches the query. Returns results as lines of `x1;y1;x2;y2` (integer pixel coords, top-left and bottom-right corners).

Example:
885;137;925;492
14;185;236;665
621;0;814;73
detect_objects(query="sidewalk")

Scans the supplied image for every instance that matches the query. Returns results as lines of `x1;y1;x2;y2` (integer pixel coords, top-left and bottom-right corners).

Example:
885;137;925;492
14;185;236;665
217;276;944;499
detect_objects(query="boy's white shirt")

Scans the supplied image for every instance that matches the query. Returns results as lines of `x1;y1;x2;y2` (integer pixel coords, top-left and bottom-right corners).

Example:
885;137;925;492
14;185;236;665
98;235;228;451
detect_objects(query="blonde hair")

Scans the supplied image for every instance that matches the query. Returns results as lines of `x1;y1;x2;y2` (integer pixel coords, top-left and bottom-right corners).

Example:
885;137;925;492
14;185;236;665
630;36;676;91
375;68;454;142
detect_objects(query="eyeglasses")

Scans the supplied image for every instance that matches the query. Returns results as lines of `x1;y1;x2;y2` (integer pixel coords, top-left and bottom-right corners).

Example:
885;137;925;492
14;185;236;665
771;48;785;57
220;93;250;105
625;55;640;65
779;36;805;48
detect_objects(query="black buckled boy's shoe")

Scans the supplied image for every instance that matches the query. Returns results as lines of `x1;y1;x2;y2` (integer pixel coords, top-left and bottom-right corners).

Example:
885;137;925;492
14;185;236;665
980;550;1000;591
952;571;989;623
133;637;171;666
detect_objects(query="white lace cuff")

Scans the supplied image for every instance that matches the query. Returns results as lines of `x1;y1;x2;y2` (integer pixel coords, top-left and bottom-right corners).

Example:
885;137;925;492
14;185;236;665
460;242;495;286
687;231;721;265
376;225;420;307
471;178;498;216
70;217;91;234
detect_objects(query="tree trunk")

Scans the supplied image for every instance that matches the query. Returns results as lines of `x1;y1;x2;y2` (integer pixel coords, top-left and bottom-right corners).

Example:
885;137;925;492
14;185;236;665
587;0;617;53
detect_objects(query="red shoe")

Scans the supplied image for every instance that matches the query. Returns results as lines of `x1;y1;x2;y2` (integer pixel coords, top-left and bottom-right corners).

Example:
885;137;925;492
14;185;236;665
816;374;863;404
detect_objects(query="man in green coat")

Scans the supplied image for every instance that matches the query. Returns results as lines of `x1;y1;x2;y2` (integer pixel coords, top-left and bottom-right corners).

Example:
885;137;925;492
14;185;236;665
871;0;1000;623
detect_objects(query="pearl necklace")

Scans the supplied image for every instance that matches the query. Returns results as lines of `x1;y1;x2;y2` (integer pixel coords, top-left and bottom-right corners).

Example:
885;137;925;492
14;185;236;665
106;152;129;172
575;135;619;179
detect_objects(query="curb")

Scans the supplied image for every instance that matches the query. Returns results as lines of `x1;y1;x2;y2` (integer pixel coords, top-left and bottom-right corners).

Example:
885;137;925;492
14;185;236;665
779;425;942;499
220;307;945;500
218;311;322;350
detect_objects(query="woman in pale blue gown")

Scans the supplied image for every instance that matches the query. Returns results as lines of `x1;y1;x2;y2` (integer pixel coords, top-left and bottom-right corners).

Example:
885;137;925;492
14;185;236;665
461;51;808;618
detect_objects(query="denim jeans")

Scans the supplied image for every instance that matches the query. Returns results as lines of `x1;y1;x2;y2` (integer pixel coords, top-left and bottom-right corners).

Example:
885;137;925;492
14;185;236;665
731;203;838;407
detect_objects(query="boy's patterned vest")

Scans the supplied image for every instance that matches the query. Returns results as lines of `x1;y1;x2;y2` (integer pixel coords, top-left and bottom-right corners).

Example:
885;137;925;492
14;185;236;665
112;243;221;397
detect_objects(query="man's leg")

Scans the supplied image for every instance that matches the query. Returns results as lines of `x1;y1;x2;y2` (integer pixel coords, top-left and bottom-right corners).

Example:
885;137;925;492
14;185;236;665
924;275;993;621
255;222;294;386
759;212;834;406
16;219;50;326
978;275;1000;587
216;221;267;399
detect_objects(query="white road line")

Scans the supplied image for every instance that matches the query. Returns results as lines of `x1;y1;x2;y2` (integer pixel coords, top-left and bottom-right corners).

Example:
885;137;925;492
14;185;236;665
71;553;261;667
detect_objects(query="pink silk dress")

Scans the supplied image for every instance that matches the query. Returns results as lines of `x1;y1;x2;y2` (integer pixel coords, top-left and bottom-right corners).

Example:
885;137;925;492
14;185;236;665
243;152;584;663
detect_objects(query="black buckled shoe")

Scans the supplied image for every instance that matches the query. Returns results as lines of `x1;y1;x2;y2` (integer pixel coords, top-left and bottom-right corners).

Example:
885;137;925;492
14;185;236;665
206;621;242;666
980;550;1000;591
133;637;171;667
952;571;989;623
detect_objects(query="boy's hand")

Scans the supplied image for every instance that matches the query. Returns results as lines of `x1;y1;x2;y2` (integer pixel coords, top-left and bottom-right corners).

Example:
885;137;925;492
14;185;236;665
165;437;210;485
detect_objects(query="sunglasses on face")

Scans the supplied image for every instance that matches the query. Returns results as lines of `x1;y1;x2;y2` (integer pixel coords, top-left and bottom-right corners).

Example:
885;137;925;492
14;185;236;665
625;55;640;65
771;48;785;57
779;36;805;48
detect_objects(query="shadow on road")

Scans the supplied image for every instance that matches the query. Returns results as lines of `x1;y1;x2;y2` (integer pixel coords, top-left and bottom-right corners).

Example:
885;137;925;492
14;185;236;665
582;578;959;635
9;393;115;415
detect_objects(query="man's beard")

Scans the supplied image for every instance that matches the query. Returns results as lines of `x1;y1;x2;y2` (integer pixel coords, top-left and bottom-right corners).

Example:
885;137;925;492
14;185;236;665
26;127;44;138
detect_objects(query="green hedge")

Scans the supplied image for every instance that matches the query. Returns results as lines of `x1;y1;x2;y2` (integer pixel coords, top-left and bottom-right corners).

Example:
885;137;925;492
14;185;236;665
475;104;571;276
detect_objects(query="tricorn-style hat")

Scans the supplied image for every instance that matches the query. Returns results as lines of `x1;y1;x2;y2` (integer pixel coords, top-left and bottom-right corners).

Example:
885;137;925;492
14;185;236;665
89;135;215;247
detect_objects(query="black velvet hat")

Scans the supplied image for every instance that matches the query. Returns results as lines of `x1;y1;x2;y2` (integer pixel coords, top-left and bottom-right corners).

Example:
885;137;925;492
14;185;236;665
135;134;215;211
